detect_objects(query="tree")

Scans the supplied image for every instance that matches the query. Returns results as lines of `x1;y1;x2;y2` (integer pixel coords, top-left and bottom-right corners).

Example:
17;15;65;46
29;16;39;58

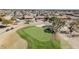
68;21;75;34
0;17;2;22
11;16;16;21
74;20;79;29
69;20;79;34
50;17;65;33
44;16;49;22
44;16;65;40
2;19;12;26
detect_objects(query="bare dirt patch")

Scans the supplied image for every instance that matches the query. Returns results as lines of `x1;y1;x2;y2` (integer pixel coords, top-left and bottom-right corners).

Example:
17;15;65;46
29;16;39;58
0;24;28;49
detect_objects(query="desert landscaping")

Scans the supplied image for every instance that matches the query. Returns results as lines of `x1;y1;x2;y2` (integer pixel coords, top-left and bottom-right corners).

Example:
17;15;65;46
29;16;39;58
0;9;79;49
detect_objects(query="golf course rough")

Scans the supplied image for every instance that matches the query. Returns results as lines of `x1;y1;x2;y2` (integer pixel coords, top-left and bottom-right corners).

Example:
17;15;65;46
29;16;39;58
17;26;61;49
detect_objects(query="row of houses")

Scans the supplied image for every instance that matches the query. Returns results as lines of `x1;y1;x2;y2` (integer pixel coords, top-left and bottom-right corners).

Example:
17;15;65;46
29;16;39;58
23;15;79;21
0;11;79;23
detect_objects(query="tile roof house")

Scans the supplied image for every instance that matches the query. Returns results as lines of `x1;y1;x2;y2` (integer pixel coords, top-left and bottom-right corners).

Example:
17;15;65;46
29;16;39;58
68;16;79;20
35;16;45;21
24;15;34;22
57;15;68;19
24;15;33;19
36;16;45;19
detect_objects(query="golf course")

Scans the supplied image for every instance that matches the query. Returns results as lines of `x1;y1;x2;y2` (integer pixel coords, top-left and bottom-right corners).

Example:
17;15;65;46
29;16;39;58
17;26;60;49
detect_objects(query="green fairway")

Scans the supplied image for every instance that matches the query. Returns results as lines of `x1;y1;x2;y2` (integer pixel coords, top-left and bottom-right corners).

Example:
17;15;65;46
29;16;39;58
17;26;61;49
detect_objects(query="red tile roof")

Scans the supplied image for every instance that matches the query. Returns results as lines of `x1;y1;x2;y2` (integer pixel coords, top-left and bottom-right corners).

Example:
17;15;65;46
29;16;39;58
24;15;33;19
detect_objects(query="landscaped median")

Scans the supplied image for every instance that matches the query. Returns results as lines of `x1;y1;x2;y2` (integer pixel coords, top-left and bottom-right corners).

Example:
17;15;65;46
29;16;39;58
16;26;61;49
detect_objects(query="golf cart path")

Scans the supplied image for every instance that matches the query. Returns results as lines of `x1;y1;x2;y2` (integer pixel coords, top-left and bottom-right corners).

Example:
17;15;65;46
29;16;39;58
0;24;28;49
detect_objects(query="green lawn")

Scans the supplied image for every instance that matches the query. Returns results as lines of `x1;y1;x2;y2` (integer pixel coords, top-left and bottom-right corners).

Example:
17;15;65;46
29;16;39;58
17;26;61;49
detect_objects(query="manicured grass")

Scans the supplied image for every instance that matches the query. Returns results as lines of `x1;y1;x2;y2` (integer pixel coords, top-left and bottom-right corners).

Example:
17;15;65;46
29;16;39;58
17;26;61;49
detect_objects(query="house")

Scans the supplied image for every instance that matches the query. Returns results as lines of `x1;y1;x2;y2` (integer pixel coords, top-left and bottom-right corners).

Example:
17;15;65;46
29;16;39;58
57;15;68;19
35;16;45;21
24;15;34;22
68;16;79;20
